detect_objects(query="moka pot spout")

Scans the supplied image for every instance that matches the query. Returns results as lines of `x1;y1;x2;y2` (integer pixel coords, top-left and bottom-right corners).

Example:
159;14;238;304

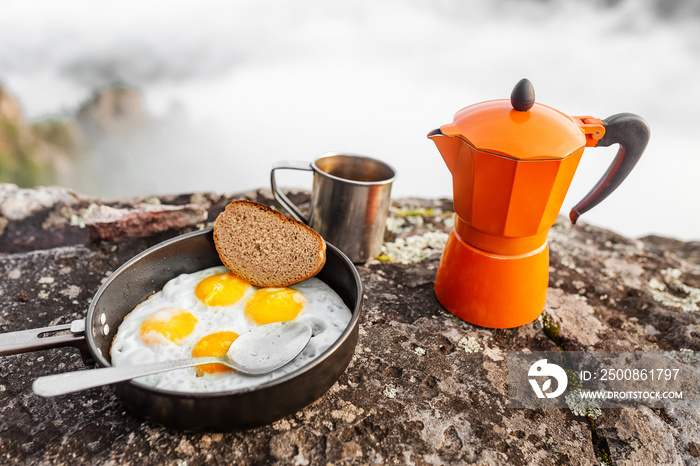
427;128;462;174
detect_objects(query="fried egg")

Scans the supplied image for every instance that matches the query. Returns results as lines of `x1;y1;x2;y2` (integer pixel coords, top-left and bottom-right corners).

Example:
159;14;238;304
244;288;306;325
110;265;352;392
191;331;239;377
195;273;250;307
139;308;198;345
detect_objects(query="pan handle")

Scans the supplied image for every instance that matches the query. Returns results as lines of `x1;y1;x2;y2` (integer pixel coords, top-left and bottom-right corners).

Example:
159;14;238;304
0;320;86;356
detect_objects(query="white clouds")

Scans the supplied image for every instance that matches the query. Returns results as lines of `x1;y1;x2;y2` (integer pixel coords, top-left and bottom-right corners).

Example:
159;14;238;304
0;0;698;239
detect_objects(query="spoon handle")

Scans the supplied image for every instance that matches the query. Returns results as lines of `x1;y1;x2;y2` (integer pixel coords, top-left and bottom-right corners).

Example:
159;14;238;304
32;357;222;397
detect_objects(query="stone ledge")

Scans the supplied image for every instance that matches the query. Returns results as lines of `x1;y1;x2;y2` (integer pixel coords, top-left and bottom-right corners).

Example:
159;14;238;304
0;184;698;465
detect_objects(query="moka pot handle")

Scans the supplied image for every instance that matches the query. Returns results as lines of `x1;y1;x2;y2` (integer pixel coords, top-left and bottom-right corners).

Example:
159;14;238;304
570;113;650;224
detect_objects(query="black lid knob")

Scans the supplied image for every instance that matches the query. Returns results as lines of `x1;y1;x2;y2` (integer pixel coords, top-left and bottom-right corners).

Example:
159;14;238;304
511;78;535;111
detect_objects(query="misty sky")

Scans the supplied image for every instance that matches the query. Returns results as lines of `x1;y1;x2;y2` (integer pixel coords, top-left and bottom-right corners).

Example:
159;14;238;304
0;0;698;240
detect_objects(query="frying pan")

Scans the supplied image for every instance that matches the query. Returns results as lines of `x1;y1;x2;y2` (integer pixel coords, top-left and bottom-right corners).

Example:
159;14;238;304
0;227;362;431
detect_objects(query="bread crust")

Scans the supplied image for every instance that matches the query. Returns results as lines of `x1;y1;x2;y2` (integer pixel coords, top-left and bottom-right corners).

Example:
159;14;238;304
213;200;326;287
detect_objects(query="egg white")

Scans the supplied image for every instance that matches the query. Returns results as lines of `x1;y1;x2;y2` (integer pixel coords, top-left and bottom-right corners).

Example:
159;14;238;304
110;265;352;392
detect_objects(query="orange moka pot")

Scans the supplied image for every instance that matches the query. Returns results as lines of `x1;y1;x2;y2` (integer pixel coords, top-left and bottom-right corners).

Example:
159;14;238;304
428;79;650;328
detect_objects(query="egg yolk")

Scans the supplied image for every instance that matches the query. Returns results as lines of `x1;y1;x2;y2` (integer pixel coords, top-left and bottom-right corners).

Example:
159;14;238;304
195;273;250;307
244;288;305;325
191;331;239;376
139;308;198;345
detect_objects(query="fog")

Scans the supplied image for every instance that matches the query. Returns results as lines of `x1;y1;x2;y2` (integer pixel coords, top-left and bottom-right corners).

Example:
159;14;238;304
1;0;698;240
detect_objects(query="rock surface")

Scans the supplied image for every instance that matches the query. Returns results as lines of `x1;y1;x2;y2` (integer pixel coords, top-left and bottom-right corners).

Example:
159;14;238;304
0;86;82;189
0;183;698;465
0;83;153;192
76;86;149;137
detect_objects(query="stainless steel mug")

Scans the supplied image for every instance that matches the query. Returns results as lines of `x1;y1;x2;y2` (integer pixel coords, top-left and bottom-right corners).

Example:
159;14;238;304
271;153;396;263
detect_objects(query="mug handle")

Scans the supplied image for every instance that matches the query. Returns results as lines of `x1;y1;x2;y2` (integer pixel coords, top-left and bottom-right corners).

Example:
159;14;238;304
270;161;314;223
570;113;650;224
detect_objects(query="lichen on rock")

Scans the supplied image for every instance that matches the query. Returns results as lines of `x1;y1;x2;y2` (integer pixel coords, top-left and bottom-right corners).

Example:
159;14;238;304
379;231;448;264
0;184;81;221
565;389;603;419
457;336;482;353
648;268;700;312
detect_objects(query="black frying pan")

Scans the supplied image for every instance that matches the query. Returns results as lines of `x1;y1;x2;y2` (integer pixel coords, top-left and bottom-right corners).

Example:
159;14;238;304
0;227;362;431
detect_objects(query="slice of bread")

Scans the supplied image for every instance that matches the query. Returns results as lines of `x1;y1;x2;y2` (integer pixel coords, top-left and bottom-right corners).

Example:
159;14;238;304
213;200;326;287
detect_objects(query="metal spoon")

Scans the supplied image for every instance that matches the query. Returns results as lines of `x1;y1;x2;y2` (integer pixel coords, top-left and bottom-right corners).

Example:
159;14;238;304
32;321;312;397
